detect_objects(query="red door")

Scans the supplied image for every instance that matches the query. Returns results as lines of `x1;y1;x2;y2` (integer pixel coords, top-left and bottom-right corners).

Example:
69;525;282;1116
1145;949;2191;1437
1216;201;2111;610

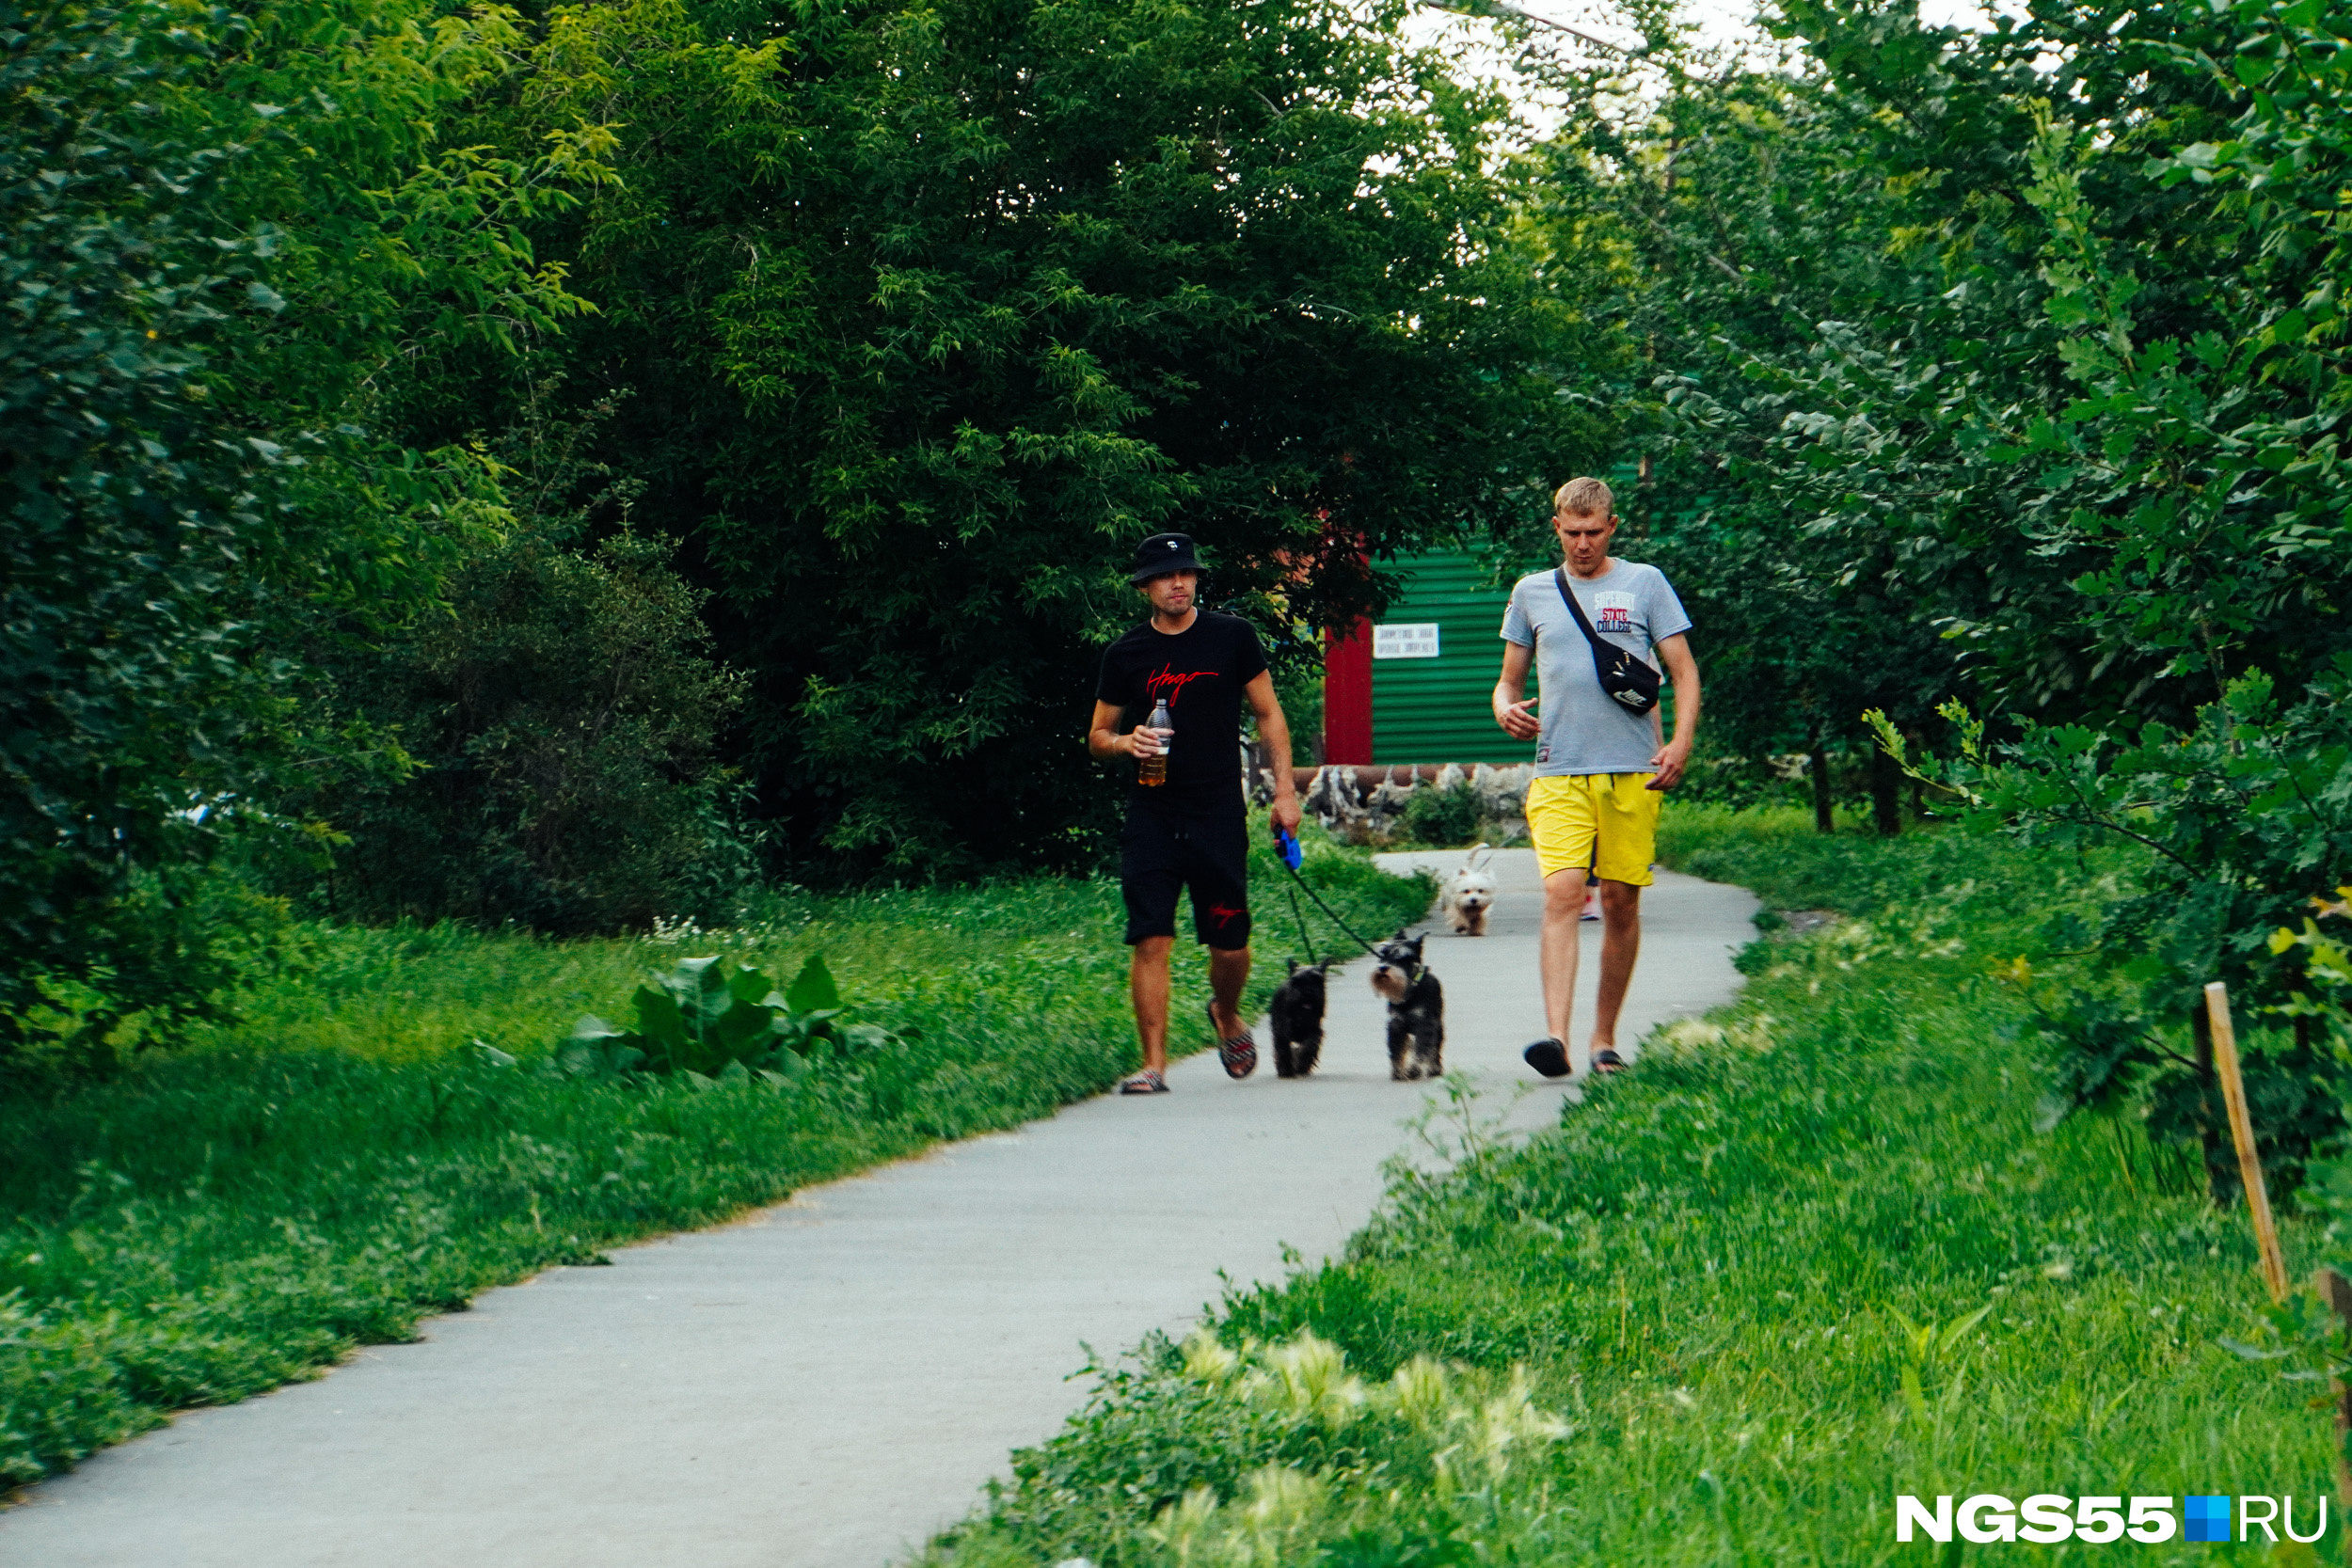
1323;620;1372;765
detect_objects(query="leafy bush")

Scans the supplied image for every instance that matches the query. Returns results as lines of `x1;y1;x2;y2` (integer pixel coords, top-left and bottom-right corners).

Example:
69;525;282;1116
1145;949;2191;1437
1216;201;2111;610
1400;784;1484;848
291;524;753;935
1874;671;2352;1202
1268;666;1326;768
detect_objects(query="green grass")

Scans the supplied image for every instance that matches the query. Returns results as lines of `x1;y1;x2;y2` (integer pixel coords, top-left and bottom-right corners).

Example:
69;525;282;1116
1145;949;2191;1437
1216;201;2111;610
0;830;1432;1488
919;812;2332;1566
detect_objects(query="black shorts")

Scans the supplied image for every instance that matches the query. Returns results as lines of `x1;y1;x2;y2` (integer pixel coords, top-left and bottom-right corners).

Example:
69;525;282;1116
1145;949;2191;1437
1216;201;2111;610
1120;805;1251;948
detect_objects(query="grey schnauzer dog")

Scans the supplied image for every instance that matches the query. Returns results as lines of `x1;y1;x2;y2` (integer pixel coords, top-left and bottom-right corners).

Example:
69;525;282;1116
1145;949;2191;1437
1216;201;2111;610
1368;931;1443;1081
1268;958;1332;1078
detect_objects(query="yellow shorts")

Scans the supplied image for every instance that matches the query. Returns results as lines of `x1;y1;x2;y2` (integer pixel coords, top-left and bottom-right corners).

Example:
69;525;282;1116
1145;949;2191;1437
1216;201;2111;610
1525;773;1661;885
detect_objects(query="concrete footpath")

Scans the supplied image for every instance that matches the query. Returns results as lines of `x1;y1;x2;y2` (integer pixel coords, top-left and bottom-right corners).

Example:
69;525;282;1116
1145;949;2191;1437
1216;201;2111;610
0;850;1756;1568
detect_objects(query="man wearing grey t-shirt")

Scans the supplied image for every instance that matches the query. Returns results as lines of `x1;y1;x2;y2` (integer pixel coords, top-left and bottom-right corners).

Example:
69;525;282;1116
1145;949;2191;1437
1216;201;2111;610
1492;476;1702;1079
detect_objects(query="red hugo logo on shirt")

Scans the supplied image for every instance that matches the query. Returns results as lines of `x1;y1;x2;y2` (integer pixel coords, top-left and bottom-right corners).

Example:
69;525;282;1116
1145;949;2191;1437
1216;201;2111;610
1144;665;1216;705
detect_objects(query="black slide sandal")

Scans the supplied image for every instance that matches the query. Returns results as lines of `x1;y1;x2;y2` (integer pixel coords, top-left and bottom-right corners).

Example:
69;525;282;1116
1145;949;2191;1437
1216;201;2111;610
1523;1037;1570;1078
1590;1048;1628;1074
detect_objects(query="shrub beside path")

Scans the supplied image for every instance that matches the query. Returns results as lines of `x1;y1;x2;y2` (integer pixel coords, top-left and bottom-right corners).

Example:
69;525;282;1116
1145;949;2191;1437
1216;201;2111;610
0;851;1755;1568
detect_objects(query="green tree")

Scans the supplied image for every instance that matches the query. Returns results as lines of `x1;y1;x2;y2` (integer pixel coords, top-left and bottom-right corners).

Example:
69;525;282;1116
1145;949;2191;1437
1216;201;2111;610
456;0;1604;875
1615;0;2322;734
1500;30;1984;831
1498;0;2352;838
1705;0;2352;1194
2;0;605;1053
1442;0;2352;1198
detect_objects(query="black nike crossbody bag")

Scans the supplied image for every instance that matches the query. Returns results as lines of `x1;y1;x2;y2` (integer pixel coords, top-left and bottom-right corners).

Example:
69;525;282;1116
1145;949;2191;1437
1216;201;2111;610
1553;568;1662;717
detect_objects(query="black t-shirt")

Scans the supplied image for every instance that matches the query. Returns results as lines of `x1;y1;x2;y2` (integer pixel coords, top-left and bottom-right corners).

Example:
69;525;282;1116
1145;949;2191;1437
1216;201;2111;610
1096;610;1269;812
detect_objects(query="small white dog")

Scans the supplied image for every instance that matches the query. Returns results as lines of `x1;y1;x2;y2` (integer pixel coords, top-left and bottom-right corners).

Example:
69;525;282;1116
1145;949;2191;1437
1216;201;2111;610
1439;843;1498;937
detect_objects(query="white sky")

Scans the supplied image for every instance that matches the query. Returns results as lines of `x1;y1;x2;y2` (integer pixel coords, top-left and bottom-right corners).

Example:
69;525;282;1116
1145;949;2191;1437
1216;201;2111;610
1400;0;2020;134
1405;0;2013;51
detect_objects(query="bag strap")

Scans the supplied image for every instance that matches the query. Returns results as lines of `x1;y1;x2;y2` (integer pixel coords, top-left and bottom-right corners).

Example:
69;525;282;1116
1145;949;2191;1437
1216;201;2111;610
1553;567;1604;647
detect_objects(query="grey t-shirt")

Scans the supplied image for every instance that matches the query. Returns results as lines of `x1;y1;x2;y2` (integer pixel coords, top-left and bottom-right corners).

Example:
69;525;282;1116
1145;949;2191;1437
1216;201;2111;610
1500;560;1692;776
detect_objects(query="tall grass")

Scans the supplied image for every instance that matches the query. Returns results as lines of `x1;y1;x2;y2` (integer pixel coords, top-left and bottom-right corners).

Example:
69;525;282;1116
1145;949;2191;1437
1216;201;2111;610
0;832;1431;1487
920;813;2328;1565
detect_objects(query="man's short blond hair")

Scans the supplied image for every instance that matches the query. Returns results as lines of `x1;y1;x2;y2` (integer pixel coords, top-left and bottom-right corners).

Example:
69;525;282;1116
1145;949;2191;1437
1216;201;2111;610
1553;476;1614;516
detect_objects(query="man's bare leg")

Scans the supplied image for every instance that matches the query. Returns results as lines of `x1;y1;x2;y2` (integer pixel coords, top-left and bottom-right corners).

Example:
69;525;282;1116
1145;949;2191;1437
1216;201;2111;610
1131;935;1174;1074
1208;944;1251;1039
1591;879;1644;1059
1540;867;1590;1048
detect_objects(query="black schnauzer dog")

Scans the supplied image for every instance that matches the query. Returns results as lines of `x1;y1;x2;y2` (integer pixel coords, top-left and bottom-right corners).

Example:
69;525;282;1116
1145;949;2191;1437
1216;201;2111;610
1368;931;1443;1082
1268;958;1331;1078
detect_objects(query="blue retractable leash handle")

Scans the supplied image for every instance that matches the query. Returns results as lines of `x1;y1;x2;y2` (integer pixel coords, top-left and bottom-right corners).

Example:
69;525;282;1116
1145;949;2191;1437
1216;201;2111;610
1270;823;1318;965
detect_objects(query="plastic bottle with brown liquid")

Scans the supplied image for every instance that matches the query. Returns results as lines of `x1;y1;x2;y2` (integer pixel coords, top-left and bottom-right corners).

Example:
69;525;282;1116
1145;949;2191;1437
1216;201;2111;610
1136;695;1172;786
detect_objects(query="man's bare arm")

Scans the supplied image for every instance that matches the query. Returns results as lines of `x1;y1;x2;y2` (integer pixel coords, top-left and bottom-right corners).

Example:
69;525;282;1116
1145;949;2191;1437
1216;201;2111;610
1647;633;1701;790
1243;672;1302;832
1492;641;1538;739
1089;699;1160;761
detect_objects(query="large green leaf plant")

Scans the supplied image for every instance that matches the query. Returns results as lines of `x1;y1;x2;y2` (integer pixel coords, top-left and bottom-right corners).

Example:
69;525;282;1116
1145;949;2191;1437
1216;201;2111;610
556;954;914;1085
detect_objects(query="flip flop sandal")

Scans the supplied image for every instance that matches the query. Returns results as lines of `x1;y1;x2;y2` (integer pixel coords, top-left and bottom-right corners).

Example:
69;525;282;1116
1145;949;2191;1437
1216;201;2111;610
1119;1069;1169;1095
1590;1048;1628;1074
1207;1002;1258;1080
1523;1037;1571;1079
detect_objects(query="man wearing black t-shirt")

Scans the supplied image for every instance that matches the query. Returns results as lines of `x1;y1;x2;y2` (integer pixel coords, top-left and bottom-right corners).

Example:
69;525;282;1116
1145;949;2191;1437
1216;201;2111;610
1087;532;1302;1094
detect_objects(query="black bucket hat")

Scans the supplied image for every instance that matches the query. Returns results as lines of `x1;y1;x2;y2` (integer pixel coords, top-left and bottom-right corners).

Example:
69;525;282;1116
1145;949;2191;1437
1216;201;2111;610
1129;531;1203;583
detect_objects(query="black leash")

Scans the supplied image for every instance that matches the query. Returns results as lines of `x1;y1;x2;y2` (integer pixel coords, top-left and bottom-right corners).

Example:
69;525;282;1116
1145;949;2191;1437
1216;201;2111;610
1277;856;1387;962
1279;871;1323;967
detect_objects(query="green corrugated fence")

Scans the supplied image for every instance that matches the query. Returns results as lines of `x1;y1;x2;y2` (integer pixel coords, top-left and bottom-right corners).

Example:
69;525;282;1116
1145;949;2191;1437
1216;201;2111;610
1369;551;1539;766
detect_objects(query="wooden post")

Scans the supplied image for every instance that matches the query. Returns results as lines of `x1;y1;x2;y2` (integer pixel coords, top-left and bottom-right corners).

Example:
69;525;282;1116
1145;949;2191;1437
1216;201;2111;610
2205;981;2288;1303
